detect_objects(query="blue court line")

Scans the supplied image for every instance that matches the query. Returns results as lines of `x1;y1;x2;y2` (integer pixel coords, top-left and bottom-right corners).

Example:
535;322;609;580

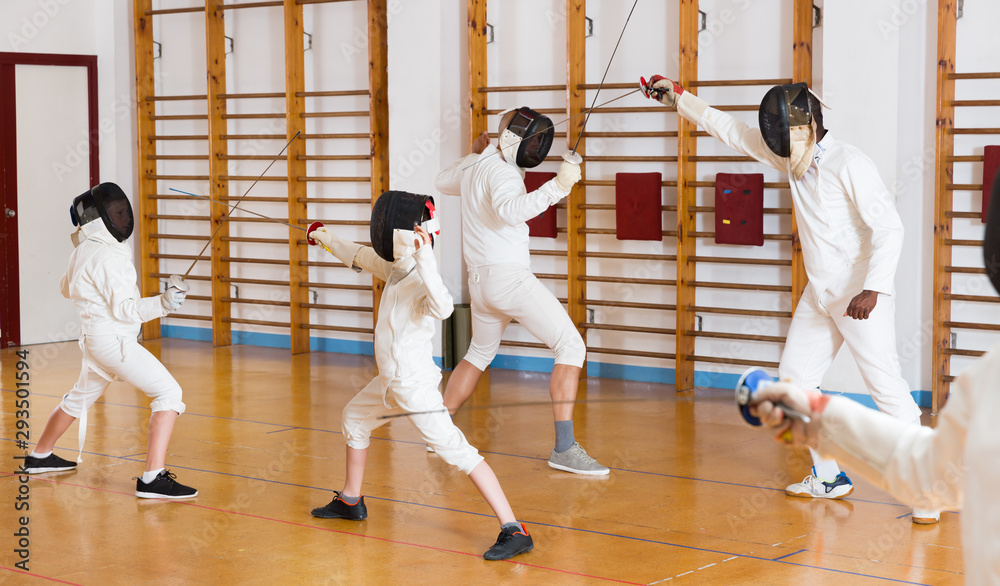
265;427;297;434
0;454;942;585
773;548;808;561
0;388;945;512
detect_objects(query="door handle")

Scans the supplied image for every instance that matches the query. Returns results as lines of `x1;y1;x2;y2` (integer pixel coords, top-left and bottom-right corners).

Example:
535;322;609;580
4;208;14;218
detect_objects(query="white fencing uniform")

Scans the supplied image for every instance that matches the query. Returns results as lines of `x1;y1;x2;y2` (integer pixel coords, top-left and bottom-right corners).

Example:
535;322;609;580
59;221;185;459
323;234;484;474
812;344;1000;582
675;92;920;425
435;145;586;370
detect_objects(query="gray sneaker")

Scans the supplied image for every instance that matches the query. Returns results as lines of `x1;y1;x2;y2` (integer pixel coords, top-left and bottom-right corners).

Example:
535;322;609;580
547;443;609;476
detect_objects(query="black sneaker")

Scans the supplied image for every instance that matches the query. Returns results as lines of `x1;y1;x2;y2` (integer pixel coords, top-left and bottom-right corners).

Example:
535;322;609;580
311;491;367;520
134;470;198;499
483;523;533;561
22;453;77;474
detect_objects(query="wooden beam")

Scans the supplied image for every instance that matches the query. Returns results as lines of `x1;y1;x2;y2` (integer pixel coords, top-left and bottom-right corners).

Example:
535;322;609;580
468;0;488;144
134;0;161;339
567;0;587;376
674;0;699;391
790;0;813;311
206;0;232;346
369;0;389;320
932;0;958;414
285;0;309;354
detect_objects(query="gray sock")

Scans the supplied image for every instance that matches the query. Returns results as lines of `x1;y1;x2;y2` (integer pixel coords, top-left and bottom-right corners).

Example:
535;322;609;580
501;521;521;531
554;420;575;453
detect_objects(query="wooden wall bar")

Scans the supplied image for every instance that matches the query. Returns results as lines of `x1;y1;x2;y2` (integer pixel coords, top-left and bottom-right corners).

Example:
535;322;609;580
205;0;233;347
790;0;812;310
567;0;588;374
284;0;309;354
932;0;959;412
468;0;488;145
674;0;699;390
134;0;161;339
135;1;385;353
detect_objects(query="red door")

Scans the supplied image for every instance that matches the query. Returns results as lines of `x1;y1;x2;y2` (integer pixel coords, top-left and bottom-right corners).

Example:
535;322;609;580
0;53;98;348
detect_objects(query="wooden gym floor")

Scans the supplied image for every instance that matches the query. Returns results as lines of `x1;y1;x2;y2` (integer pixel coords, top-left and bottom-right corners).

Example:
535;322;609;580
1;339;962;584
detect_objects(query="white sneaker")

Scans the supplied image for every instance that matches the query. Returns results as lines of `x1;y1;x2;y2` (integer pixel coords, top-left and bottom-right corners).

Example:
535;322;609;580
785;469;853;499
912;508;940;524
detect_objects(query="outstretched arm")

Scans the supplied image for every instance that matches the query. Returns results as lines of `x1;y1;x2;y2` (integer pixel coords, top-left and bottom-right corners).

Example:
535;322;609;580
309;226;392;282
645;75;787;172
751;374;970;512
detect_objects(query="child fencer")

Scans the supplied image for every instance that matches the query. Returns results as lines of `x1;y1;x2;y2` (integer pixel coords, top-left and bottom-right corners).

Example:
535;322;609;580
434;107;608;476
746;174;1000;582
307;190;533;561
24;182;197;499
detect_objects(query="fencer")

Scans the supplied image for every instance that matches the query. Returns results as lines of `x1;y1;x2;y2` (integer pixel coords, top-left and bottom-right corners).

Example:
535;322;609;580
24;182;197;499
643;77;935;522
434;107;609;476
745;174;1000;580
307;190;533;561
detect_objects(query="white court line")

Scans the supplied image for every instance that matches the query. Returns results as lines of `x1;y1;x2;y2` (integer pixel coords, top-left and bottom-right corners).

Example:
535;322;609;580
721;556;739;563
697;563;716;571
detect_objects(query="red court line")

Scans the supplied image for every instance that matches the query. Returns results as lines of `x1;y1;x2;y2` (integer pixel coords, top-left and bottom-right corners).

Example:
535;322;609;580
0;565;83;585
0;473;642;585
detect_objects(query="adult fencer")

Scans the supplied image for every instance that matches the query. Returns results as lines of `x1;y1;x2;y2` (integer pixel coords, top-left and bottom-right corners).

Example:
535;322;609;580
643;77;934;522
308;191;533;561
23;183;197;499
744;174;1000;580
435;107;608;475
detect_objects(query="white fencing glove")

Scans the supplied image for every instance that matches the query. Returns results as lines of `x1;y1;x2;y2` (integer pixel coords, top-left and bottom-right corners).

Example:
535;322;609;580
641;75;685;108
554;159;582;193
161;275;188;313
750;381;822;447
161;287;186;313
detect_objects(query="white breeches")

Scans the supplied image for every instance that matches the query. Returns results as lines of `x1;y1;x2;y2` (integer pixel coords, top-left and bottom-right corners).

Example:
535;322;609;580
59;335;186;418
341;377;484;475
778;277;921;425
463;263;586;371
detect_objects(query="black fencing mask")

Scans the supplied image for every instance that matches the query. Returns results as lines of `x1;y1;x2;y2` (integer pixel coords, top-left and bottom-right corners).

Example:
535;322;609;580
985;172;1000;295
759;83;818;179
370;190;439;262
498;107;554;168
70;182;134;243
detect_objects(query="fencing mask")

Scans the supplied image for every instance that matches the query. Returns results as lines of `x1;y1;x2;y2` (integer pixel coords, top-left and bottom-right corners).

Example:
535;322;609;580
370;190;440;262
759;82;818;180
498;107;555;169
985;172;1000;296
70;182;134;243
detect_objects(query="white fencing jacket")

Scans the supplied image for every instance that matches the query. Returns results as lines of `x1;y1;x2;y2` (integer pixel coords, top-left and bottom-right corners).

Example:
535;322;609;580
814;344;1000;582
60;221;166;338
435;145;570;270
320;233;454;402
676;92;904;296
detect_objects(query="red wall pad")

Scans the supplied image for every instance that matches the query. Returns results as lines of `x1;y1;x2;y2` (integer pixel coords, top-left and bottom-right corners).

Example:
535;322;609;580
524;171;558;238
615;172;663;241
982;146;1000;223
715;173;764;246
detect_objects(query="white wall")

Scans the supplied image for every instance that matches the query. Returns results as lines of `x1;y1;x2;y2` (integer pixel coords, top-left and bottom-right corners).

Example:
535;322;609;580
7;1;998;396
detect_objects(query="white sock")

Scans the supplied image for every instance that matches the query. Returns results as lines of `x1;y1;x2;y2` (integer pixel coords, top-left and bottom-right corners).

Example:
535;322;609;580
142;468;164;484
30;450;52;459
810;449;841;483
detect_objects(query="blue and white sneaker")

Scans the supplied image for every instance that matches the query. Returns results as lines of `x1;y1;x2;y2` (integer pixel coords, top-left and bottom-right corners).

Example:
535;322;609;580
786;468;853;499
